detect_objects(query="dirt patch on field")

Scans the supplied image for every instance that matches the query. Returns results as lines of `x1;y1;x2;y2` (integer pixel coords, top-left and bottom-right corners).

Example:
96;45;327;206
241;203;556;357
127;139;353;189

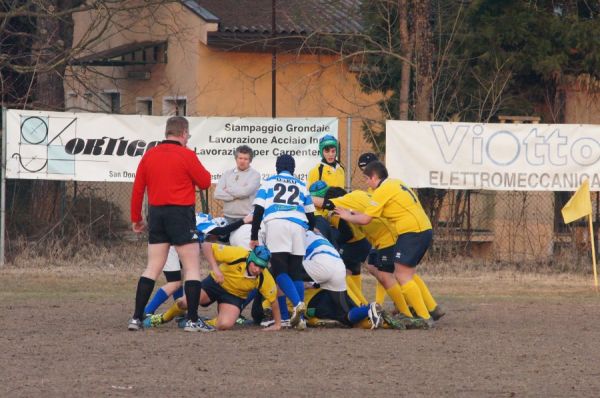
1;268;599;397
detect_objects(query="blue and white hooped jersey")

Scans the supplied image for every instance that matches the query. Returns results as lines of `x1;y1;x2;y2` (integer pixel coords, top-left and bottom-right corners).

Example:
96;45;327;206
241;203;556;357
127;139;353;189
253;171;316;228
304;230;341;261
195;213;227;237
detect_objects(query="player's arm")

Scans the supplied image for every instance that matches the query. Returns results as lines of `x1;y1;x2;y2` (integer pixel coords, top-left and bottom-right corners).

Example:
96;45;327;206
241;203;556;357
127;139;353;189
130;158;147;231
201;242;224;283
188;152;212;190
249;205;264;248
306;211;315;231
334;207;372;225
263;298;282;331
207;219;245;238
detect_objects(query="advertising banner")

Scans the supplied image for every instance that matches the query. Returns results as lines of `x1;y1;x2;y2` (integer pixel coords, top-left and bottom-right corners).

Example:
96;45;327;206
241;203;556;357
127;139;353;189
386;120;600;191
5;110;337;182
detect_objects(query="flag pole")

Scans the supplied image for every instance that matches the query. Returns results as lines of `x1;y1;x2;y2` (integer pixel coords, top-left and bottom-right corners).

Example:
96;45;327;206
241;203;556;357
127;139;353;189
588;212;598;290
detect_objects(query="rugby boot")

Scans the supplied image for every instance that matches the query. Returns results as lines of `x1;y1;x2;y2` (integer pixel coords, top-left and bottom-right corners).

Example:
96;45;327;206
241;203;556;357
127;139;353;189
290;301;306;327
430;305;446;321
127;318;143;331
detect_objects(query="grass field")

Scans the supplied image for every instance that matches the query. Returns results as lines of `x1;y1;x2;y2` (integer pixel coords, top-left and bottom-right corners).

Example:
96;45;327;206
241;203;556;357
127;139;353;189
1;261;599;397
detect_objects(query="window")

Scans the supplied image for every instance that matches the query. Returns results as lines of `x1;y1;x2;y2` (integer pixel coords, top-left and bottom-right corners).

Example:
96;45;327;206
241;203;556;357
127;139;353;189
102;91;121;114
136;98;153;115
163;97;187;116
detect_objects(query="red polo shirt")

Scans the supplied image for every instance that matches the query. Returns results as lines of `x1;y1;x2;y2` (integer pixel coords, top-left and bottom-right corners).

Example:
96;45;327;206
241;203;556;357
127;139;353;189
130;140;211;223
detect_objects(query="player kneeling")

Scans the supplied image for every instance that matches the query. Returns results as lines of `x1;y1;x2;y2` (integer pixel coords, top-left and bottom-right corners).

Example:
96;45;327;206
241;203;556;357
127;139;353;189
151;244;282;331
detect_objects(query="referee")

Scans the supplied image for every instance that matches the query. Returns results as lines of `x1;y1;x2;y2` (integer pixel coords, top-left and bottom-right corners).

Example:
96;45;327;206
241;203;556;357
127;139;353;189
128;116;211;332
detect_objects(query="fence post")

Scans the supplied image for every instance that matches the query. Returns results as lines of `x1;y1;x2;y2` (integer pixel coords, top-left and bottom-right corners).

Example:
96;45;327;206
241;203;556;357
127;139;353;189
346;117;352;191
1;108;7;266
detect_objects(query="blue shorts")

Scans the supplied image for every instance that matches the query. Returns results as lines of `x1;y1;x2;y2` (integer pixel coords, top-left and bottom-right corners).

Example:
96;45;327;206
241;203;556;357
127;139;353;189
377;230;432;272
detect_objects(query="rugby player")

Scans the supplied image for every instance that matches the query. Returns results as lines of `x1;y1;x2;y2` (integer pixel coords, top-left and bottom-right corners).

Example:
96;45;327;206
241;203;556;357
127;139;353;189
143;213;250;323
334;161;444;328
148;244;281;331
307;135;345;246
250;154;316;329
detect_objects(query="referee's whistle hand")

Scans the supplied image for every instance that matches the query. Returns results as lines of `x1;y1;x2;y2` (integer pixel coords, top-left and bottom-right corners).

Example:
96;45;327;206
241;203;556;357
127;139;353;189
132;221;146;233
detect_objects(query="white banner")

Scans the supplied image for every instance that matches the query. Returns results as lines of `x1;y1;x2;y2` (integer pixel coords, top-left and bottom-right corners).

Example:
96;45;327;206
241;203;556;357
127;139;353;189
386;120;600;191
5;110;338;183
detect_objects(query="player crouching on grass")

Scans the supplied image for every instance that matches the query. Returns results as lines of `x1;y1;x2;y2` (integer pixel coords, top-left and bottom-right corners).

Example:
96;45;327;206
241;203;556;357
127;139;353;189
255;230;386;329
143;213;253;328
147;244;282;331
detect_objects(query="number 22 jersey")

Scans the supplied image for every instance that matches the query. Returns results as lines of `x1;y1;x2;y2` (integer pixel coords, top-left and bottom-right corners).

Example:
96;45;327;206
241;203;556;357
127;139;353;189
253;171;316;229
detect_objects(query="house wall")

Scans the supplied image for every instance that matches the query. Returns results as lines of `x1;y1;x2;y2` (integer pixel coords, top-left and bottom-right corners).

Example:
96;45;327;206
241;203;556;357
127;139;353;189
65;3;381;223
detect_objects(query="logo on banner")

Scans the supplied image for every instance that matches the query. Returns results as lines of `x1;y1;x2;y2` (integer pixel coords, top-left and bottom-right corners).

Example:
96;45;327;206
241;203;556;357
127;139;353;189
11;115;161;177
12;115;77;175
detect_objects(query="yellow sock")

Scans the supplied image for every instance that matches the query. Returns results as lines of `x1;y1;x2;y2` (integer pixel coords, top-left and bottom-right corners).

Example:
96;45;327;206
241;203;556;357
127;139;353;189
413;274;437;312
375;282;386;305
349;274;362;293
163;301;185;322
355;318;372;329
346;275;368;305
346;285;362;307
401;280;431;319
386;284;412;317
206;317;217;327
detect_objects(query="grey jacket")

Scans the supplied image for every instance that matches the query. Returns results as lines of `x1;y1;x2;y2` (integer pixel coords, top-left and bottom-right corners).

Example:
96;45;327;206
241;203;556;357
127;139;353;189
214;167;261;219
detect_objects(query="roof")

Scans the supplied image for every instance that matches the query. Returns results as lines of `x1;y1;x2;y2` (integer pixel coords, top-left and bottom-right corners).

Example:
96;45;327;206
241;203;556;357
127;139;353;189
71;41;167;66
186;0;363;51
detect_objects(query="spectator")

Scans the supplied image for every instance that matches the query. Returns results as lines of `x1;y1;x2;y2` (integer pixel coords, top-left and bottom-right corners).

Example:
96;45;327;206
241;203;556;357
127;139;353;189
214;145;261;223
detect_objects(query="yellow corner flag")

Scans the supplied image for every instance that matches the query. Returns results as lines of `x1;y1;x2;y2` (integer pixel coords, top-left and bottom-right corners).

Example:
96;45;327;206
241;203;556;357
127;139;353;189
561;179;598;289
561;180;592;224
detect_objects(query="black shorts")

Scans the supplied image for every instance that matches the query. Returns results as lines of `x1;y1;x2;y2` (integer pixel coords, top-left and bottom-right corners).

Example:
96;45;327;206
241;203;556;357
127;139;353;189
367;249;379;267
340;238;371;275
148;205;198;245
200;275;245;309
377;230;433;272
163;270;182;282
307;289;356;326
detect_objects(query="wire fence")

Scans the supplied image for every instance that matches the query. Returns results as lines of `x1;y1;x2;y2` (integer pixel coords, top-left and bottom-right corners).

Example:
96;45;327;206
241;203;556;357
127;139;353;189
2;118;598;270
4;175;597;270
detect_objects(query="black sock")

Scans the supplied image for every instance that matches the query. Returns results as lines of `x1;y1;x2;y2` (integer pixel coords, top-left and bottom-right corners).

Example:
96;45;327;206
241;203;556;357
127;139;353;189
185;280;202;322
133;277;155;320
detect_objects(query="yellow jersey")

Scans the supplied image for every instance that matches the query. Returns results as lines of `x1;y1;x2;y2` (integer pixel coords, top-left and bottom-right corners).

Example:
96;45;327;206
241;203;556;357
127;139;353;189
307;162;345;188
330;190;396;249
209;244;277;302
308;162;345;217
364;179;432;235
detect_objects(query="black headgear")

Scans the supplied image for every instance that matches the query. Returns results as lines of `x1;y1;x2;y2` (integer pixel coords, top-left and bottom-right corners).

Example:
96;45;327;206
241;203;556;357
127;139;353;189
358;152;379;169
276;154;295;174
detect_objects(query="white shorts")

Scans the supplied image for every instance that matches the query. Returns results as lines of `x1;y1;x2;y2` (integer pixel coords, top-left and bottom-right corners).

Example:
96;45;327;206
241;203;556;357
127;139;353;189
303;255;347;292
264;219;306;256
229;224;265;249
163;246;181;272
